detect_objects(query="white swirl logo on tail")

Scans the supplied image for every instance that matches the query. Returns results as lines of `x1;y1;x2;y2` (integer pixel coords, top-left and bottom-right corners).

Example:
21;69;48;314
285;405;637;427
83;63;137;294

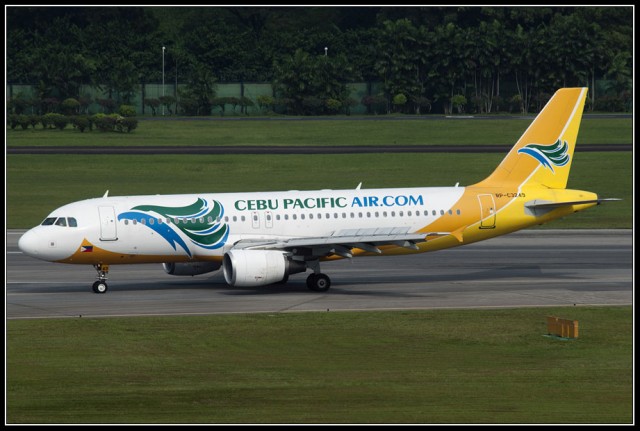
517;139;570;173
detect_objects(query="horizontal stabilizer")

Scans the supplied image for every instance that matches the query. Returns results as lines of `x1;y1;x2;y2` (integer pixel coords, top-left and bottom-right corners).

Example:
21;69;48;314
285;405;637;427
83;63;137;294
525;198;621;210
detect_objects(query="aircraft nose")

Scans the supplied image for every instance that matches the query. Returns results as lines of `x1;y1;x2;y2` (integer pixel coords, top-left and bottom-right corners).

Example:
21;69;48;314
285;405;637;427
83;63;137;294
18;229;41;257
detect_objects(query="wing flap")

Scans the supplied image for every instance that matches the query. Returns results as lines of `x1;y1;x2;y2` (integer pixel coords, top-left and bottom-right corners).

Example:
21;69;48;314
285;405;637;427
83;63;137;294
232;229;428;257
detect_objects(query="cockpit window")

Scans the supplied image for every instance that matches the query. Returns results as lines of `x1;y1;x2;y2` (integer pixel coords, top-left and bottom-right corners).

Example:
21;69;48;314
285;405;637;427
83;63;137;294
41;217;78;227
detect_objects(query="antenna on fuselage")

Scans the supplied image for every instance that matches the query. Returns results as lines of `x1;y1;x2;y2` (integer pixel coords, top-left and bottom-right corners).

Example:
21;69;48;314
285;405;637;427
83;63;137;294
103;190;109;198
356;182;362;190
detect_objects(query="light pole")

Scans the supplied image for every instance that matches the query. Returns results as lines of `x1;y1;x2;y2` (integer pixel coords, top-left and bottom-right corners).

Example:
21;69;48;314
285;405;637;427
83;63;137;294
162;46;165;115
324;46;328;56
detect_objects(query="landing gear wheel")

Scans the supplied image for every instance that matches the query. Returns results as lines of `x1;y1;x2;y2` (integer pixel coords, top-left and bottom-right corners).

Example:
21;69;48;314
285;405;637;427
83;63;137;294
92;263;110;294
92;280;108;294
306;273;331;292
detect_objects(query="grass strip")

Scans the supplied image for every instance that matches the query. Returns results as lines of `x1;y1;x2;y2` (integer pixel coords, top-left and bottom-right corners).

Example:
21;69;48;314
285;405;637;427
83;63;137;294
7;306;632;424
6;117;632;147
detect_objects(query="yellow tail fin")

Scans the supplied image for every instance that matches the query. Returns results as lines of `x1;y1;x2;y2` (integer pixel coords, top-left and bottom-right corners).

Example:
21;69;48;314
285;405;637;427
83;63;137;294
472;87;588;189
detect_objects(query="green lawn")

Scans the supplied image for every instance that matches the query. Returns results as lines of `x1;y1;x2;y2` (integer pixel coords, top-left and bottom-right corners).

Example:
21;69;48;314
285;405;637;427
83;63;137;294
6;116;632;146
6;306;633;424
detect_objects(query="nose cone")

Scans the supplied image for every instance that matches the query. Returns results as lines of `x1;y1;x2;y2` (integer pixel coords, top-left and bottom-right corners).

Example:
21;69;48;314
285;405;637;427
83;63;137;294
18;229;42;257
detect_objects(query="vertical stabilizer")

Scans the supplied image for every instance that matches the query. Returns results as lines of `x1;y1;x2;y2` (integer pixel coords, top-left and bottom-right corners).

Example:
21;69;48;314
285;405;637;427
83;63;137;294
472;87;588;189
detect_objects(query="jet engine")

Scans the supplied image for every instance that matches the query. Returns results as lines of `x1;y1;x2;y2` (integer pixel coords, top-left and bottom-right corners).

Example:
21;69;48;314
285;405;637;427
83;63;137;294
163;261;221;276
223;249;307;287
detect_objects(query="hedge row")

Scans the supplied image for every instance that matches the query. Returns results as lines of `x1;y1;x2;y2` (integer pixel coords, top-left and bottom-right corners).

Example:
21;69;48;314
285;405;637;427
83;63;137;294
7;113;138;133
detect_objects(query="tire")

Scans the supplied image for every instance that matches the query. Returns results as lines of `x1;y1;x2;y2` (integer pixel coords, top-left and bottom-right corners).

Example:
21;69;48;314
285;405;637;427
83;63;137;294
307;273;331;292
92;280;108;294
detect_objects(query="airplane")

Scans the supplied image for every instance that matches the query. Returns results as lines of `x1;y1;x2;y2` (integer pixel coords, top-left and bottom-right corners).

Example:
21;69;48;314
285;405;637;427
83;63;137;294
18;87;618;294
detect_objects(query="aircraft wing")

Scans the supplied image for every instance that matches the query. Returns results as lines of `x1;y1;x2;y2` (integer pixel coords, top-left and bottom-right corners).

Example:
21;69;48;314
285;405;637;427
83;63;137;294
232;227;430;258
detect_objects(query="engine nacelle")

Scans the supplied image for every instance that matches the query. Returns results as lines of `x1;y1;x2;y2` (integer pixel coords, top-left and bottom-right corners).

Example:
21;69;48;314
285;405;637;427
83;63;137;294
223;249;307;287
163;261;221;276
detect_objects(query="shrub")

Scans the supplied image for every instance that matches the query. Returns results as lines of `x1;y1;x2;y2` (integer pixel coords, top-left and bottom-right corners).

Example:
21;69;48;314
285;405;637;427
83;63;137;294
61;98;80;115
43;113;68;130
451;94;467;114
93;114;116;132
325;98;342;114
8;97;30;115
72;116;90;132
17;114;31;130
96;98;117;114
8;114;19;129
118;104;136;117
144;98;160;116
158;96;176;115
116;116;138;133
256;95;274;112
239;96;255;114
28;115;40;128
392;93;407;113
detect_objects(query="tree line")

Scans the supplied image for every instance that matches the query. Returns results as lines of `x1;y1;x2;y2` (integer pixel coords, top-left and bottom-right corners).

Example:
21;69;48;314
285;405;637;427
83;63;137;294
6;6;633;116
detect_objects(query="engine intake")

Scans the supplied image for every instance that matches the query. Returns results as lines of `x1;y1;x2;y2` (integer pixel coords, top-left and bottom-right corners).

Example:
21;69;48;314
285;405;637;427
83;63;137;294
223;249;306;287
163;261;221;276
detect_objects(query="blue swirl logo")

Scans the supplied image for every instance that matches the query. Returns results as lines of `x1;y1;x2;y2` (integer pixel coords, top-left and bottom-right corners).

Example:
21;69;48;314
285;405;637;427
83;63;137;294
517;139;570;173
118;198;229;257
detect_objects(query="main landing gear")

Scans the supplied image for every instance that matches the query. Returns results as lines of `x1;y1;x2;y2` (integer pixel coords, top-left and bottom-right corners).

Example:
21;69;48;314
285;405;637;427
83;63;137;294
306;273;331;292
92;263;109;294
305;260;331;292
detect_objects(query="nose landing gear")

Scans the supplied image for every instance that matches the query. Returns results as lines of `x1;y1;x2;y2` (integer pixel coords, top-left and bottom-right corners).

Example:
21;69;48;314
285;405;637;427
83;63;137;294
92;263;109;294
